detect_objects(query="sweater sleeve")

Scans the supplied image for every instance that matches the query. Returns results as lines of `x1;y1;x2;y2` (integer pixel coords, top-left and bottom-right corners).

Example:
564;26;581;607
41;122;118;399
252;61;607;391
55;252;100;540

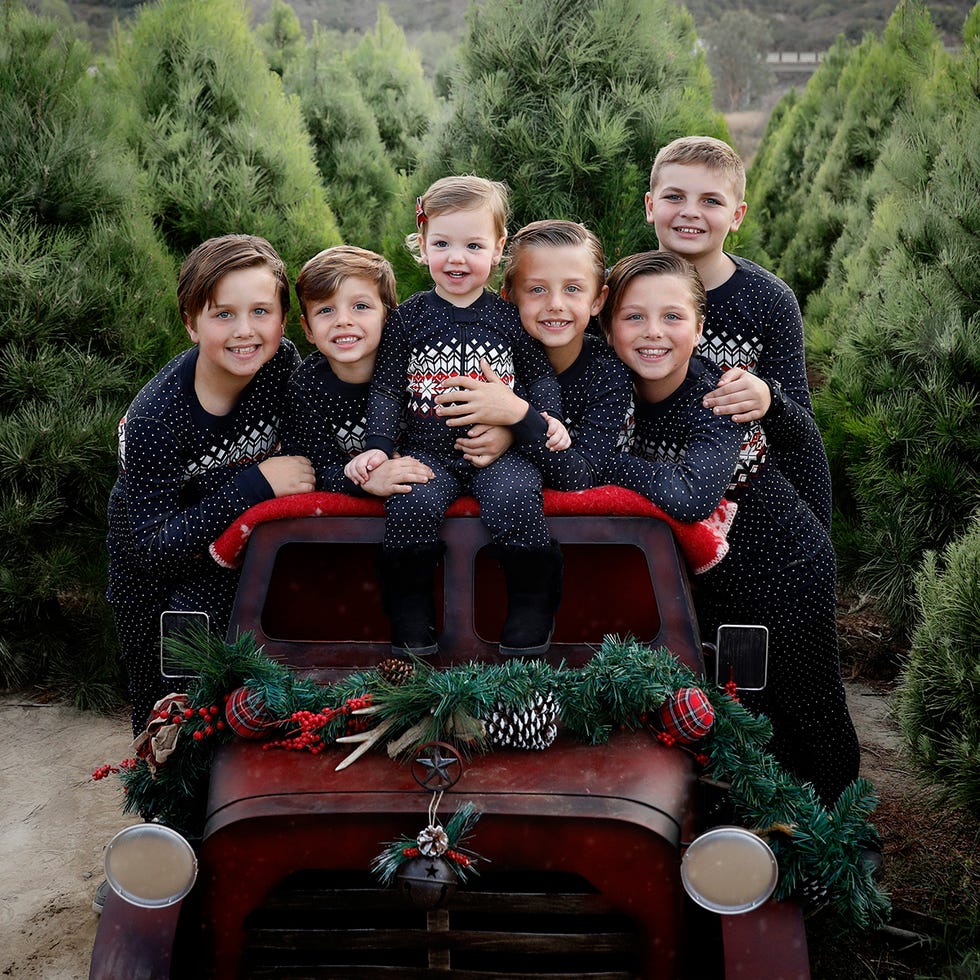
122;415;274;574
524;354;631;491
364;305;410;457
606;403;743;523
755;289;833;531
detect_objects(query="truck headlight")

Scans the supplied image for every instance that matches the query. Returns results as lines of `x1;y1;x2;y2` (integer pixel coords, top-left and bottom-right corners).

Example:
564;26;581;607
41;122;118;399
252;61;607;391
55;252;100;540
681;826;778;914
104;823;197;908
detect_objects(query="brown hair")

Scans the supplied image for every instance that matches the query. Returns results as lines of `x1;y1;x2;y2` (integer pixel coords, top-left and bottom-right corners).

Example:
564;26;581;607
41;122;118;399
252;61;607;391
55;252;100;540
648;135;746;202
295;245;397;317
599;250;706;340
407;174;509;261
177;234;289;322
502;219;606;297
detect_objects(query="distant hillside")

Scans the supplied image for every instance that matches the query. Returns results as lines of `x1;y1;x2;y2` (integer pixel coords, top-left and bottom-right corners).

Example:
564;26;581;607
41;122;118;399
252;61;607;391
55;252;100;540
676;0;971;48
50;0;974;55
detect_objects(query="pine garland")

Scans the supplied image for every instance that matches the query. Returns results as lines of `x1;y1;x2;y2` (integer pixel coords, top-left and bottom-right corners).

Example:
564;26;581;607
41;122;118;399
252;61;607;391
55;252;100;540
97;630;889;932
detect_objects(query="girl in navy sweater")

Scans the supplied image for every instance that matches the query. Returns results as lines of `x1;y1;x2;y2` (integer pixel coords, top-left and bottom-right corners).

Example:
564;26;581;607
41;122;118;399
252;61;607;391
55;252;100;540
345;177;568;658
434;219;630;492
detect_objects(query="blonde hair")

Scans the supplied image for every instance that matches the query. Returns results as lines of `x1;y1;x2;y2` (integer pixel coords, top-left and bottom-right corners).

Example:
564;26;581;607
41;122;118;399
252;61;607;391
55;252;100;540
295;245;397;317
407;175;509;262
599;250;706;341
502;219;606;297
649;135;746;203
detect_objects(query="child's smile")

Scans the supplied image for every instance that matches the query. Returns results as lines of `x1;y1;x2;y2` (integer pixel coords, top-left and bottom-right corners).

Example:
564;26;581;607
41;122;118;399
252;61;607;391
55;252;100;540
610;272;703;403
301;275;385;384
420;208;505;308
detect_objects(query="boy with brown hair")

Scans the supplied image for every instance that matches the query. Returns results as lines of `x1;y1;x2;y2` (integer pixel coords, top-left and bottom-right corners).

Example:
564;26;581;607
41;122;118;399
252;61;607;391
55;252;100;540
107;234;314;737
645;135;832;531
281;244;433;497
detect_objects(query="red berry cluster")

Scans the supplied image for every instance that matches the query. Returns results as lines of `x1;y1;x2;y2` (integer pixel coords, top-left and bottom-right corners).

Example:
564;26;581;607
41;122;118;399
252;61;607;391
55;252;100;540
184;704;225;741
264;695;374;754
656;731;677;747
92;757;137;781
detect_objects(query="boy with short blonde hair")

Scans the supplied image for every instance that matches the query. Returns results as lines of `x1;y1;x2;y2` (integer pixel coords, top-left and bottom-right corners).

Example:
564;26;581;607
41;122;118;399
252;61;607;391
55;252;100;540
645;134;832;531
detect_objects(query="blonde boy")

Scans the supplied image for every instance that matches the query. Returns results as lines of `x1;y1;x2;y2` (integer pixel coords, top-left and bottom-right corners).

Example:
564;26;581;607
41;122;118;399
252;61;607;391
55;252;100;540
646;135;832;531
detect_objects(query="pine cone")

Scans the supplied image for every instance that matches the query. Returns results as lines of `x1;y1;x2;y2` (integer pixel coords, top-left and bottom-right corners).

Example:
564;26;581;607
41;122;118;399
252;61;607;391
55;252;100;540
485;692;559;750
377;657;414;686
795;874;832;914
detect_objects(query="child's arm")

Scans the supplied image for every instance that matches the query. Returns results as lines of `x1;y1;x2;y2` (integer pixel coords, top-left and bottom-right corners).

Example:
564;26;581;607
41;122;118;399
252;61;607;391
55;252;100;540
453;423;514;468
605;403;742;523
701;283;833;531
122;415;312;575
256;455;317;496
435;360;529;426
701;367;770;422
522;347;631;491
436;359;567;451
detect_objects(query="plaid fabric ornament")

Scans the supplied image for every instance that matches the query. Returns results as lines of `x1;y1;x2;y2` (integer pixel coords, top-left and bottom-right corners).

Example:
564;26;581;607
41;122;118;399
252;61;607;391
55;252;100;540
224;686;278;739
657;687;715;744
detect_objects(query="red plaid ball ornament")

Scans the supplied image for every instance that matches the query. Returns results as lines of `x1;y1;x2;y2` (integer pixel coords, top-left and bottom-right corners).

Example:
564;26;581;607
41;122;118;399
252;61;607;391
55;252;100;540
224;686;279;739
657;687;714;744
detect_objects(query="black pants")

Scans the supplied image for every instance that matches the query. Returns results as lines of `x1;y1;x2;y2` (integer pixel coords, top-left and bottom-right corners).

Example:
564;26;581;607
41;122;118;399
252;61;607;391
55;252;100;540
384;448;550;550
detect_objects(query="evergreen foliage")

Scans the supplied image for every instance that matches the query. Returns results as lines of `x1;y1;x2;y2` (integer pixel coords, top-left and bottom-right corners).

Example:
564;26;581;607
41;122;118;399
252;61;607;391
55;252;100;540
752;1;944;308
0;4;174;703
106;0;340;336
103;632;889;932
808;12;980;630
895;515;980;818
256;0;305;78
743;38;854;272
281;23;401;252
346;6;441;175
403;0;725;295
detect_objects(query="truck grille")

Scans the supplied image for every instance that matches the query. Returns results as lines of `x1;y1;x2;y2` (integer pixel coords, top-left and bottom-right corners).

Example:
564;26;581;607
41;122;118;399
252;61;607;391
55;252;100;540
242;869;643;978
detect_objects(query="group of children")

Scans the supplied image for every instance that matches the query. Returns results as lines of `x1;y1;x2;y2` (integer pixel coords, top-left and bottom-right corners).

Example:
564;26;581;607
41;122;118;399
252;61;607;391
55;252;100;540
107;136;859;806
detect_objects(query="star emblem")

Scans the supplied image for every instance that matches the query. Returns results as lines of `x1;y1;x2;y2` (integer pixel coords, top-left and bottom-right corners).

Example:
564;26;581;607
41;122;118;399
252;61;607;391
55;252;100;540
412;741;462;790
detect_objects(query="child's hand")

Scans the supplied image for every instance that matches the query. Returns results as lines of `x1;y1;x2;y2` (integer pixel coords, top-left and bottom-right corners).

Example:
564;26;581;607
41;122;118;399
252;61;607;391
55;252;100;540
435;358;528;427
257;455;316;497
362;456;434;496
702;368;771;423
543;413;571;451
345;449;388;485
455;424;513;468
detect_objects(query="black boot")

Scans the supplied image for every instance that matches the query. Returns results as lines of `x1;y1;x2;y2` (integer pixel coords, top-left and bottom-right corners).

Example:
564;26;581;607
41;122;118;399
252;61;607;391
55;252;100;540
498;540;563;657
378;542;444;656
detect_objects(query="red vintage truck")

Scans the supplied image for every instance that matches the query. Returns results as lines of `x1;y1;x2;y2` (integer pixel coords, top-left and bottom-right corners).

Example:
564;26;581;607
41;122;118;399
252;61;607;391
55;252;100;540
89;489;814;979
